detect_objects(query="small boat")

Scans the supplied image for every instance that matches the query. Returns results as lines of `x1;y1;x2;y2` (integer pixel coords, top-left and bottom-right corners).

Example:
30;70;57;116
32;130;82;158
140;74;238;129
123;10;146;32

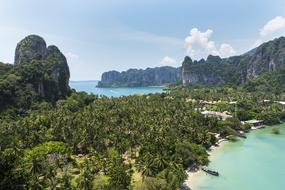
202;166;219;176
238;133;247;138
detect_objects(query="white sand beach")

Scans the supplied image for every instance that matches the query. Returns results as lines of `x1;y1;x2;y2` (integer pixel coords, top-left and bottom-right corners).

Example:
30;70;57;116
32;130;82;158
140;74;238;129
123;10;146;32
184;140;228;189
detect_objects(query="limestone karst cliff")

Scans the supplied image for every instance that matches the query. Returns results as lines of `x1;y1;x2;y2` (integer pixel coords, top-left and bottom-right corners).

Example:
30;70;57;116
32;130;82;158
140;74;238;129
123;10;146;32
14;35;70;99
98;37;285;87
0;35;71;112
182;36;285;86
97;66;181;87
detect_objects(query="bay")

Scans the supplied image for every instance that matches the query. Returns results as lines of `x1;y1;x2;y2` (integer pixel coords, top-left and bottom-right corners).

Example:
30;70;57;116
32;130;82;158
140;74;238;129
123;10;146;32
69;81;164;97
192;124;285;190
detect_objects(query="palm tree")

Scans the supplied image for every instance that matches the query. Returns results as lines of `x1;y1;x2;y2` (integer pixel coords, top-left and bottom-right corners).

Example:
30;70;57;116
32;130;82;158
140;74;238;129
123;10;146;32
59;169;73;190
29;158;43;177
77;159;94;190
45;166;58;190
27;177;44;190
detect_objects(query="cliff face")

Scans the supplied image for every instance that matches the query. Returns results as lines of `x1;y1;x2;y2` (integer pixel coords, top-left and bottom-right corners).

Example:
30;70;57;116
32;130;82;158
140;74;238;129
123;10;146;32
97;66;181;87
14;35;70;99
14;35;47;65
246;37;285;78
96;37;285;88
182;36;285;86
182;56;225;86
45;45;70;98
0;35;71;113
0;35;70;107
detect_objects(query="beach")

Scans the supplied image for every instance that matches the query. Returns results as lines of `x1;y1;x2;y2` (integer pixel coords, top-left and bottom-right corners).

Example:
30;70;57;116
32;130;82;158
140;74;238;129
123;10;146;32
184;140;228;189
184;124;285;190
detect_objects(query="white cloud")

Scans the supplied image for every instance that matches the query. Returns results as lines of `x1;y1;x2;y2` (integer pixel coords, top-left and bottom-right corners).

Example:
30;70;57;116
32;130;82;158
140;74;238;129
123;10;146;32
219;43;236;58
184;28;236;60
252;16;285;48
65;52;79;61
260;16;285;37
160;56;177;65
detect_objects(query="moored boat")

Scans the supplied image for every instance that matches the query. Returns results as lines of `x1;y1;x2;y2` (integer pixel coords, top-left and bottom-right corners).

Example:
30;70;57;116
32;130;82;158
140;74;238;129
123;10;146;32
202;166;219;176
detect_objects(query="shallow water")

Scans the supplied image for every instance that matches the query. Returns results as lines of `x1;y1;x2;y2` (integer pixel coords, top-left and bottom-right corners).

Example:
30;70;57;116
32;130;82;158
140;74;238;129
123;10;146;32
193;124;285;190
69;81;164;97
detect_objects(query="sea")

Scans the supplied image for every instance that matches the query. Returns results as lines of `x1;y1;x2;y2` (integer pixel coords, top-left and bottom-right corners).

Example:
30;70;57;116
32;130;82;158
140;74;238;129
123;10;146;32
69;80;164;97
192;124;285;190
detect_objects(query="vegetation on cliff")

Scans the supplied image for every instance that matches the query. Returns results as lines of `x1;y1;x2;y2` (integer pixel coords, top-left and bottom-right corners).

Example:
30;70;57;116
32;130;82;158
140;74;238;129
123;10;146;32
0;35;70;116
97;37;285;88
182;36;285;86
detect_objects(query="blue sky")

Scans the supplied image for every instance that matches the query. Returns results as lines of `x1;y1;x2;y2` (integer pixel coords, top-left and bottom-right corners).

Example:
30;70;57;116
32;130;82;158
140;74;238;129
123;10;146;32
1;0;285;80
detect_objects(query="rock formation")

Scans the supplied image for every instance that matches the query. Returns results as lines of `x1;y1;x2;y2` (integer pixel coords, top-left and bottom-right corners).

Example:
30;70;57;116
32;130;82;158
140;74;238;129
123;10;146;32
14;35;70;99
97;66;181;87
96;36;285;88
182;36;285;86
14;35;47;65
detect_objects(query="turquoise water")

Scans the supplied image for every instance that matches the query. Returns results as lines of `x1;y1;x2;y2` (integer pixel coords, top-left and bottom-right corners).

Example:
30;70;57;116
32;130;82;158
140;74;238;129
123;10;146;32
69;81;164;97
193;124;285;190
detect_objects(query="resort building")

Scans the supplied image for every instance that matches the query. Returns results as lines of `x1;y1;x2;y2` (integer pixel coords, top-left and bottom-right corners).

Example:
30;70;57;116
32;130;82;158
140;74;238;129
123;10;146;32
200;100;223;105
242;120;264;129
201;110;232;120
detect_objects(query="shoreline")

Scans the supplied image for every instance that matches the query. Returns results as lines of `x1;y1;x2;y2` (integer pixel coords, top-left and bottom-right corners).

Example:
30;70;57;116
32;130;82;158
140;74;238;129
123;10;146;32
183;124;282;189
95;85;166;89
183;139;228;189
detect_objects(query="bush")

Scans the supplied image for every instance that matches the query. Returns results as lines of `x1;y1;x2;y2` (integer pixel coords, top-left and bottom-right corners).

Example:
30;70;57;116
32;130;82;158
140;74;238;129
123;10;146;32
258;112;280;125
175;142;208;167
24;141;71;162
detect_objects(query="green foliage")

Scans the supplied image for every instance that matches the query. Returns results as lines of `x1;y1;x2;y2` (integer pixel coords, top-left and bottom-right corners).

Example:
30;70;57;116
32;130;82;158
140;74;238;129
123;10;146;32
105;148;132;190
93;175;110;190
24;141;71;162
219;118;242;131
76;158;95;190
257;111;281;125
243;69;285;95
175;142;208;167
0;91;221;189
0;62;13;77
0;58;70;116
0;148;26;189
138;177;169;190
58;170;74;190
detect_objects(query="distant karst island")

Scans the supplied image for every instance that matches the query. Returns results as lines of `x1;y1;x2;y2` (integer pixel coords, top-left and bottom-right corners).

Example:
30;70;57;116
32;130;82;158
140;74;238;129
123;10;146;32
97;66;181;87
